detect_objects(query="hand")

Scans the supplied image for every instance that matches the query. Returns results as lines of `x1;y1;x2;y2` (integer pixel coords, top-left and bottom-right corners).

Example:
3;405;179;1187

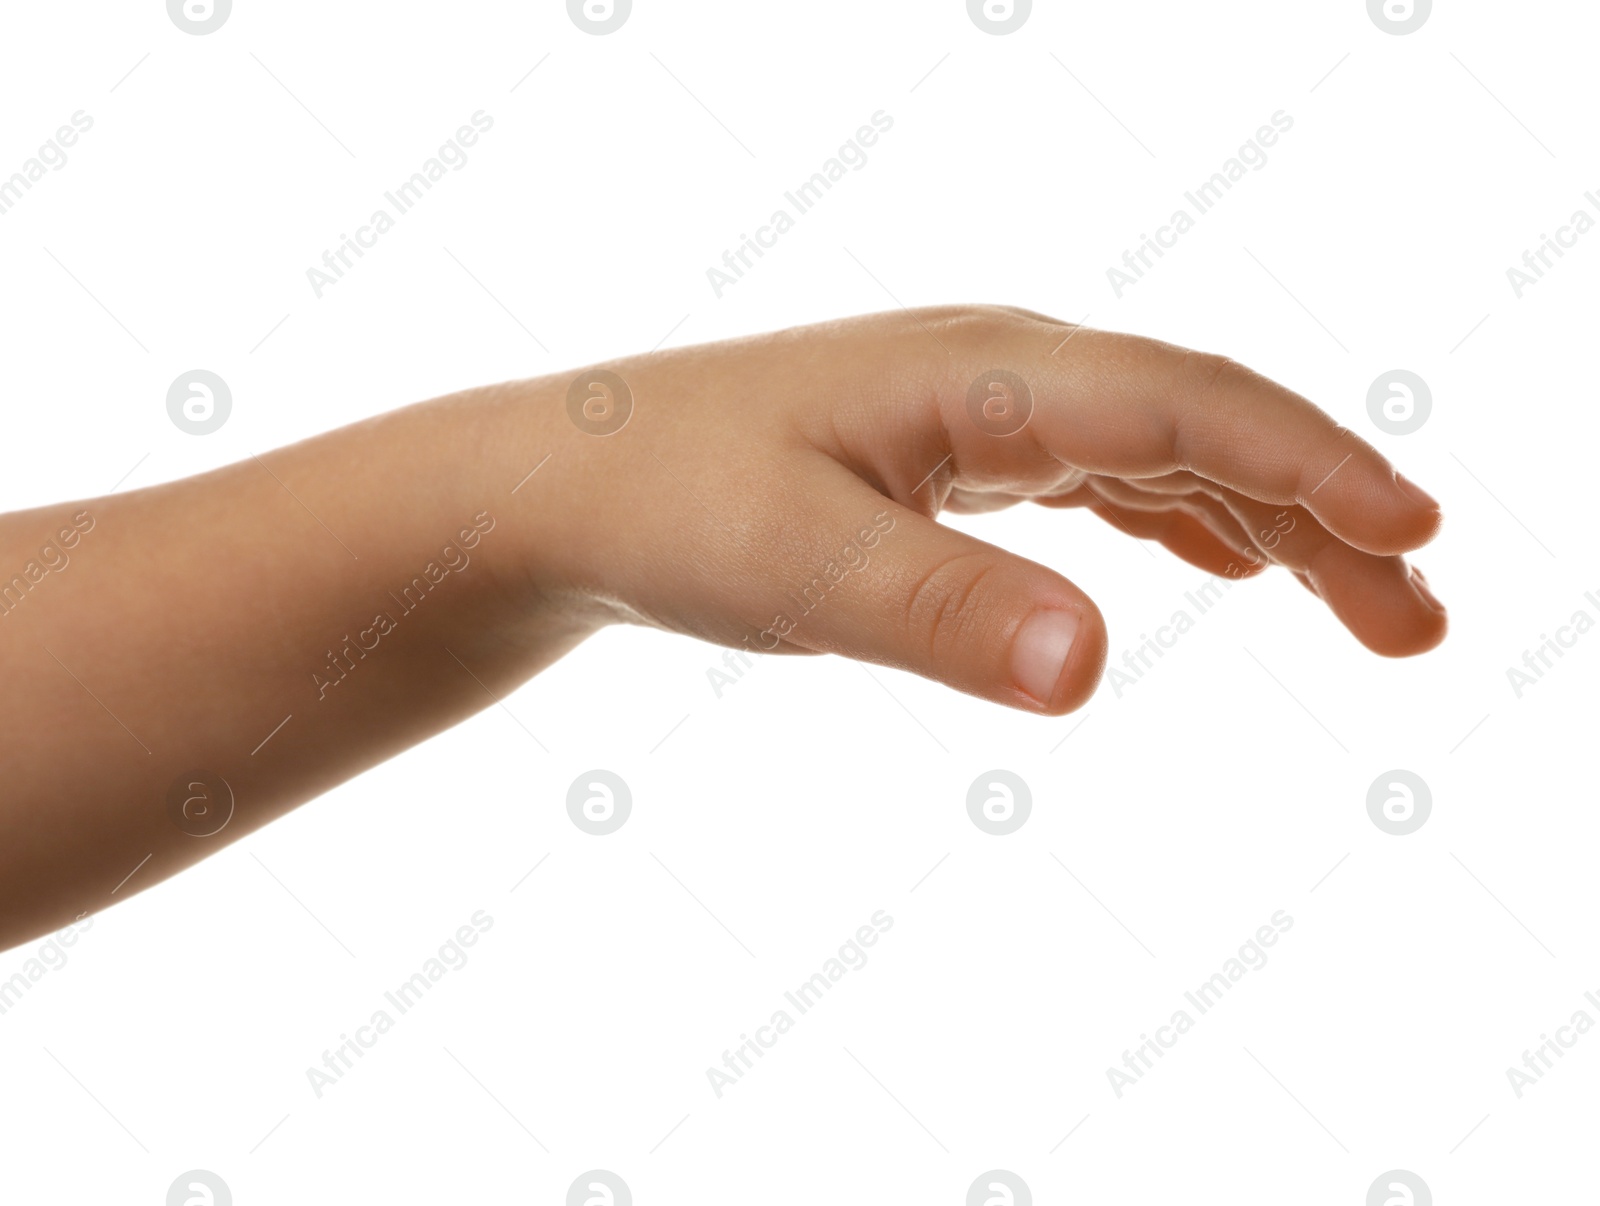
0;304;1445;950
513;304;1445;715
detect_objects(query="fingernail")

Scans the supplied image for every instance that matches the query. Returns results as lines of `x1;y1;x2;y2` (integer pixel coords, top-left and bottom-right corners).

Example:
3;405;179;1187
1410;566;1446;614
1011;610;1079;707
1394;473;1440;511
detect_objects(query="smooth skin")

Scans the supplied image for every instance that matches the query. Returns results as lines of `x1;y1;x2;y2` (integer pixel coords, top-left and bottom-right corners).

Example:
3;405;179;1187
0;306;1444;953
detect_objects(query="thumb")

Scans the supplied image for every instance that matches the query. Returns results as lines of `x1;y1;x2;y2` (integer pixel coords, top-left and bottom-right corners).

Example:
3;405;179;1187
777;473;1108;715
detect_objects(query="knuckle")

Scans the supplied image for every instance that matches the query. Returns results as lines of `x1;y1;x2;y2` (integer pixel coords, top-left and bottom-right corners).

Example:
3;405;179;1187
1293;424;1358;499
905;304;1028;343
1184;351;1240;401
1168;351;1241;471
993;304;1068;326
900;550;1005;661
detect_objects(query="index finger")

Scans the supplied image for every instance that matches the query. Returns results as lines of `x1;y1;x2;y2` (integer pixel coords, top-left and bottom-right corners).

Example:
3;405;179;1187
976;327;1443;557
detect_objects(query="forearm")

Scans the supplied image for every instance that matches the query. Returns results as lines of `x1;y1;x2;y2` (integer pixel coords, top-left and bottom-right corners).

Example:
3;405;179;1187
0;306;1447;953
0;377;600;952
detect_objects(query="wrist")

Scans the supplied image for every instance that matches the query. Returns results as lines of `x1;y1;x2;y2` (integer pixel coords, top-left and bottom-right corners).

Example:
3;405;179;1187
435;378;621;659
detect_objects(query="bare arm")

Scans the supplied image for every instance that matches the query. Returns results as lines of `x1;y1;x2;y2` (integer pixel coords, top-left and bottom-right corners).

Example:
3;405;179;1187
0;307;1444;952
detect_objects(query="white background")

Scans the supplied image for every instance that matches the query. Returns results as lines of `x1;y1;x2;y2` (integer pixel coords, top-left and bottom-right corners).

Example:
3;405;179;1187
0;1;1594;1202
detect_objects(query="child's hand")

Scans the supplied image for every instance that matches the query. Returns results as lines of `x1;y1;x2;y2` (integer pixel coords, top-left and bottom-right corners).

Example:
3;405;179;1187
0;304;1444;949
518;305;1444;715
